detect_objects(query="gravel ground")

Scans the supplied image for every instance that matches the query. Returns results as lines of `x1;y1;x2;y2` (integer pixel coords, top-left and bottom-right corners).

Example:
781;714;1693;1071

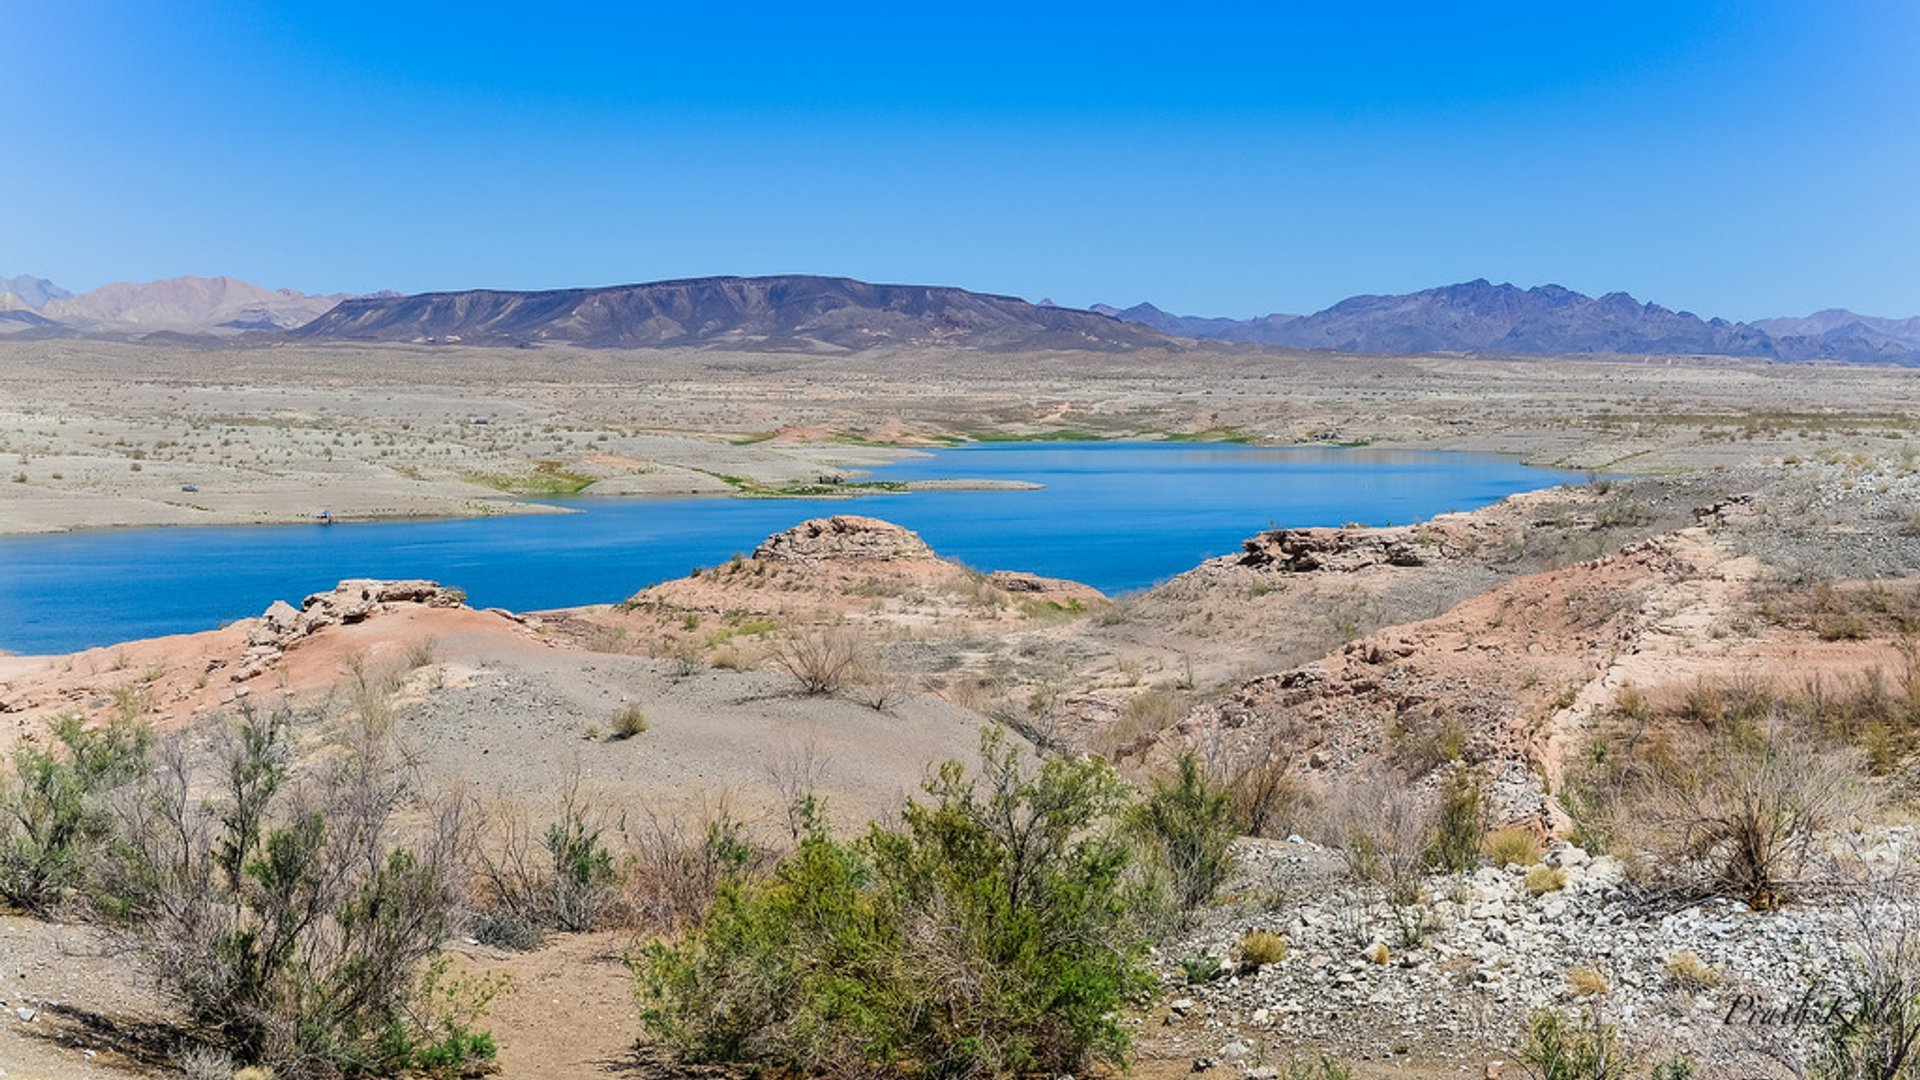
1149;833;1920;1077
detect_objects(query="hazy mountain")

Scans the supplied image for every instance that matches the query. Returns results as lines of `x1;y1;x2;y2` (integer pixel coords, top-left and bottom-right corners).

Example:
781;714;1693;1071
0;308;69;336
42;275;352;333
0;274;72;310
290;275;1174;351
1748;309;1920;365
1089;302;1302;344
1752;309;1920;345
1095;281;1920;364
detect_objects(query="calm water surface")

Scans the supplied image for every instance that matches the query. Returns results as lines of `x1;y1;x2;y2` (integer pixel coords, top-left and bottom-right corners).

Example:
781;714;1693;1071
0;443;1581;654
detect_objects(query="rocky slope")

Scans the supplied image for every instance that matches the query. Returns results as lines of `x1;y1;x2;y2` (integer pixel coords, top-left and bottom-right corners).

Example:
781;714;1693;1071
289;275;1175;351
1148;830;1913;1074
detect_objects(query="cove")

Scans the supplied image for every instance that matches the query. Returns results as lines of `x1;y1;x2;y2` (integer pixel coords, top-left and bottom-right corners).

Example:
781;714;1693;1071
0;442;1583;655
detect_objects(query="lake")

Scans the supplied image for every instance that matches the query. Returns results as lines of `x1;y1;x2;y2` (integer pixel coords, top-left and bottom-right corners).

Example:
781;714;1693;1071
0;442;1583;654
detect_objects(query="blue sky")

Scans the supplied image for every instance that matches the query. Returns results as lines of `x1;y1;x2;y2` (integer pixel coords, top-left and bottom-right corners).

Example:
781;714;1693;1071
5;2;1915;320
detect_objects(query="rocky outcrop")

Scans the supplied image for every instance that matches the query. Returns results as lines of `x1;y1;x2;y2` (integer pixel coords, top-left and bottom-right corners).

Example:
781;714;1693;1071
753;516;935;563
1235;525;1451;573
232;580;465;681
984;570;1105;604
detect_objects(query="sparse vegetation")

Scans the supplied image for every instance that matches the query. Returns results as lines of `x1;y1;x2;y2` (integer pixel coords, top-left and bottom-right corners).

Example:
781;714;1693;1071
474;773;620;942
1567;964;1610;996
1428;763;1487;873
1565;683;1879;908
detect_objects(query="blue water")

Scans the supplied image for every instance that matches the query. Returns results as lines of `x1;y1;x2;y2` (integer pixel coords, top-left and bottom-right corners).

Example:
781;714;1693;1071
0;443;1581;655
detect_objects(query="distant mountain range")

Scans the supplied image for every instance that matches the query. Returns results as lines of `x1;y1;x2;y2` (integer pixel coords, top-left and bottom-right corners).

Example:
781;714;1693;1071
288;275;1166;351
3;271;1915;363
1094;280;1920;365
0;275;354;335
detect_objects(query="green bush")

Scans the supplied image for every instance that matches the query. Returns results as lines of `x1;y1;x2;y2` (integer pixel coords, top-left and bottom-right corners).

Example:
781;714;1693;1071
1427;763;1486;873
1129;751;1236;912
1518;1007;1634;1080
1282;1057;1356;1080
635;728;1154;1077
1;713;151;911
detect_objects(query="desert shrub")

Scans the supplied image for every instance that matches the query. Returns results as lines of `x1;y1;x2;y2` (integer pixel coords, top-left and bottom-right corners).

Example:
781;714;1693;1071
1629;714;1866;908
1387;712;1470;776
1222;754;1311;838
474;774;619;939
107;707;483;1077
1179;949;1224;984
1239;929;1288;967
771;626;858;695
1280;1058;1355;1080
1484;825;1543;867
635;728;1153;1078
1662;950;1721;991
1130;751;1236;912
1428;763;1487;873
1569;683;1876;907
847;646;914;711
1;713;151;911
609;702;648;739
1121;687;1189;739
1324;766;1434;909
1567;964;1610;996
617;806;770;933
173;1042;237;1080
1519;1006;1634;1080
1526;865;1568;895
402;636;438;670
1804;901;1920;1080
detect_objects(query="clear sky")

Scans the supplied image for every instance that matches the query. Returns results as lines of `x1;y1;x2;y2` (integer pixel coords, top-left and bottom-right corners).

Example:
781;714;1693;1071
5;1;1916;320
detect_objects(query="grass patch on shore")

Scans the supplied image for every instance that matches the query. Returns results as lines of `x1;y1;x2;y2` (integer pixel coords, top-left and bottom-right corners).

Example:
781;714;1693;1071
832;431;966;447
966;428;1108;443
467;460;595;496
1160;426;1259;444
701;470;910;498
